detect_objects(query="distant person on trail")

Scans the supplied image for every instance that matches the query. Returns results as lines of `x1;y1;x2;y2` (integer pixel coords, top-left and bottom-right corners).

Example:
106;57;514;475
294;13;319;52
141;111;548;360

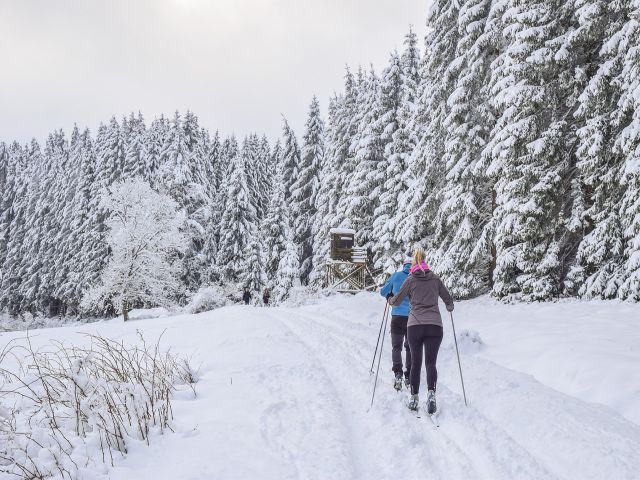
390;247;454;415
380;254;413;391
243;288;252;305
263;288;271;306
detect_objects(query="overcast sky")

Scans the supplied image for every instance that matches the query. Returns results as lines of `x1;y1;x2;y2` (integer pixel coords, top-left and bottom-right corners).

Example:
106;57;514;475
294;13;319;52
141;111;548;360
0;0;429;144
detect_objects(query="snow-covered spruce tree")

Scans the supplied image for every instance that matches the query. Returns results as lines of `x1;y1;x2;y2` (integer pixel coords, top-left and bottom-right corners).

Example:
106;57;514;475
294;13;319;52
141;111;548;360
0;142;10;289
481;0;577;300
395;0;462;254
97;117;126;185
50;127;88;312
339;65;384;247
123;112;147;178
324;68;361;231
310;95;339;286
371;49;409;271
428;0;495;298
64;129;103;311
80;178;186;320
281;118;301;201
157;111;210;290
242;134;268;221
0;143;28;315
205;136;239;282
615;1;640;300
144;115;169;187
18;139;57;314
292;96;324;284
34;131;71;314
274;224;300;302
215;148;256;284
566;0;630;298
51;127;85;311
261;161;289;282
244;226;266;292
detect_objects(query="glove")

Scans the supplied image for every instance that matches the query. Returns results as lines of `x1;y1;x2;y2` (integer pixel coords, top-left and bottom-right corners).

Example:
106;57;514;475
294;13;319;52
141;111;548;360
386;293;394;300
446;304;454;312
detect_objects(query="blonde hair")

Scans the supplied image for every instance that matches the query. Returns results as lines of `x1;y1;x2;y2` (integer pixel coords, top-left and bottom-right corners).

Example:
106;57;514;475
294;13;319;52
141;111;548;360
413;247;426;270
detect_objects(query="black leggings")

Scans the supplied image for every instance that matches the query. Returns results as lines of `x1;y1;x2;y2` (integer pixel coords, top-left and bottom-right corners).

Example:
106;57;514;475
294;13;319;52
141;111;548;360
408;324;443;395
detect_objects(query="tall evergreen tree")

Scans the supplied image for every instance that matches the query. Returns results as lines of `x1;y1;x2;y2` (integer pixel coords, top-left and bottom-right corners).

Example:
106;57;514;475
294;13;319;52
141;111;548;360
292;96;324;284
215;150;256;283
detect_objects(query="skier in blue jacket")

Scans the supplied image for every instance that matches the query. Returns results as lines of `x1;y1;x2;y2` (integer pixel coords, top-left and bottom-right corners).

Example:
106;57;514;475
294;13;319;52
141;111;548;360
380;255;413;390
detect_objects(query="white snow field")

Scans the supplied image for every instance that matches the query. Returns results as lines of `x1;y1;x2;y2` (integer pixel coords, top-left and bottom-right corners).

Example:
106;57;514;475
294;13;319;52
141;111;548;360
1;293;639;480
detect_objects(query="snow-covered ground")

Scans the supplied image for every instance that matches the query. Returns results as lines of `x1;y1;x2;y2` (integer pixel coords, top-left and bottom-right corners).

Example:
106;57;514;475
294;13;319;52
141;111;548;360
1;293;639;479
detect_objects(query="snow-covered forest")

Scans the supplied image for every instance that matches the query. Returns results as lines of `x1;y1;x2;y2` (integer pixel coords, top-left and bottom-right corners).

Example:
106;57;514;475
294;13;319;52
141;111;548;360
2;0;640;318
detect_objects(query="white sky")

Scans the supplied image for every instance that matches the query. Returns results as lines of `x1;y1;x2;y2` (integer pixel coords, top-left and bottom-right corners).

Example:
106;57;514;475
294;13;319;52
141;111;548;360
0;0;430;144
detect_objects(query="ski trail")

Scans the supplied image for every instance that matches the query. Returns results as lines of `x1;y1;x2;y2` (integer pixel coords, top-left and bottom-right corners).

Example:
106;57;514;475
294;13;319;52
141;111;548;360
278;308;555;480
288;303;640;480
254;315;358;480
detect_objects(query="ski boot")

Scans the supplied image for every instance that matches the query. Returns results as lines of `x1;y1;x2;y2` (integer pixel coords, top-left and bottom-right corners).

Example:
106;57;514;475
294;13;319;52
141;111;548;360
406;394;419;412
393;372;403;391
426;389;437;415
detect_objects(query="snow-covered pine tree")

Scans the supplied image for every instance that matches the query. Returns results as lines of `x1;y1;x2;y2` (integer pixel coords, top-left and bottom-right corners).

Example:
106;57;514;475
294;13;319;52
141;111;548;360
35;131;70;313
0;143;28;315
81;178;186;320
339;65;384;247
144;115;169;187
292;96;324;284
395;0;462;255
242;134;264;219
158;111;210;290
371;50;409;271
215;148;256;283
274;224;300;302
244;226;266;293
566;0;630;298
615;1;640;300
123;112;147;178
281;118;301;201
261;160;289;282
0;142;9;289
429;0;495;298
12;140;44;314
482;0;577;300
51;126;84;310
66;129;103;311
310;68;361;285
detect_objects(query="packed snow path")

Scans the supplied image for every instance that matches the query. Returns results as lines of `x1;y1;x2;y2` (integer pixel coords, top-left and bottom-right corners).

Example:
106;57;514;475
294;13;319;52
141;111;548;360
2;294;639;479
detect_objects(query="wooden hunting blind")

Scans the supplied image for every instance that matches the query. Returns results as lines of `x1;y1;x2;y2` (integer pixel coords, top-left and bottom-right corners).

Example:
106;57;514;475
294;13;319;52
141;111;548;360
326;228;378;292
330;229;355;261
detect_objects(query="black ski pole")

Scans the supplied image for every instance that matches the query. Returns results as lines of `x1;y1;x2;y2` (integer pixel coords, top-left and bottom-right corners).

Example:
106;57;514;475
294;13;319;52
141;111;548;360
369;300;389;375
449;311;468;407
370;303;390;409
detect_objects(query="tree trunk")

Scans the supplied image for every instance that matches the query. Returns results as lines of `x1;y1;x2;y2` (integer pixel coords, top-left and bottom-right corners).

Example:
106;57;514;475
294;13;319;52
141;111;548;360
122;300;129;322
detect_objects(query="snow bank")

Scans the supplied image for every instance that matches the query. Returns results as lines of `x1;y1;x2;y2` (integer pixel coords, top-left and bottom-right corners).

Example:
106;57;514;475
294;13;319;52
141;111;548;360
0;312;94;333
454;295;640;425
278;286;339;307
444;328;485;354
0;332;197;479
127;306;171;320
184;285;231;314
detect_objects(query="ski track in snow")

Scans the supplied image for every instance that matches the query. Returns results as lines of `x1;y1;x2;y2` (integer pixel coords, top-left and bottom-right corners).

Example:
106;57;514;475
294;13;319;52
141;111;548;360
278;308;557;480
2;295;639;480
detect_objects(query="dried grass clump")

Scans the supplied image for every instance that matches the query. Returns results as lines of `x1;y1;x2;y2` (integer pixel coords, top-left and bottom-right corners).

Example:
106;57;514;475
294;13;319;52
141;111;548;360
0;331;197;479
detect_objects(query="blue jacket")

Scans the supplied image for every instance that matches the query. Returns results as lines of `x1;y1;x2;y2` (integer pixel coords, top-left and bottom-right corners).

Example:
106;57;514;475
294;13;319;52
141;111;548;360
380;263;411;316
